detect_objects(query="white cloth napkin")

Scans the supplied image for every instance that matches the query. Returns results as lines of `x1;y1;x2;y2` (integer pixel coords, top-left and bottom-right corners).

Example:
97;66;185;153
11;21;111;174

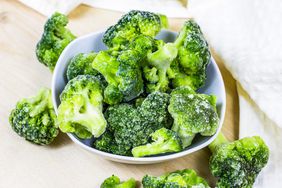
189;0;282;187
19;0;189;18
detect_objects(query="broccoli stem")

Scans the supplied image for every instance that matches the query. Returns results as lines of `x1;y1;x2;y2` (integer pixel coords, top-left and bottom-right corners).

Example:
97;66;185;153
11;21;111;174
208;132;228;154
132;143;167;157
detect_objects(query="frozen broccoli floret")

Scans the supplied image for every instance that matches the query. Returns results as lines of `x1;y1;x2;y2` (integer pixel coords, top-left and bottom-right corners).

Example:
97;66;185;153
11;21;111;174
9;88;58;145
101;175;136;188
36;12;76;71
168;86;219;148
132;128;182;157
94;92;171;155
169;19;211;90
57;75;107;139
142;169;210;188
103;10;168;48
209;133;269;188
93;49;143;104
66;52;104;81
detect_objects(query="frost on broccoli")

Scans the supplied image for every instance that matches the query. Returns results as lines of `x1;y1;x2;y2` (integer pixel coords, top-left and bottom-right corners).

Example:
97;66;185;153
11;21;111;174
142;169;210;188
168;86;219;148
92;49;143;104
94;92;172;156
9;88;58;145
209;133;269;188
103;10;168;48
100;175;136;188
57;75;107;139
36;12;76;71
132;128;182;157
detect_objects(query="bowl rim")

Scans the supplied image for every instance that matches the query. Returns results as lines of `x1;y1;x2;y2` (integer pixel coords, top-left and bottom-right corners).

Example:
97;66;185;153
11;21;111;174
52;30;226;163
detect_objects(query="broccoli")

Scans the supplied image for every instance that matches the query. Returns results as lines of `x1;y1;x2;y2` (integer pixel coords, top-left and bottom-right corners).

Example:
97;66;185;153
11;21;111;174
36;12;76;71
92;49;143;104
132;128;182;157
66;52;104;81
101;175;136;188
209;133;269;188
142;169;210;188
57;75;107;139
168;86;219;148
103;10;168;48
169;19;211;90
9;88;58;145
94;92;172;155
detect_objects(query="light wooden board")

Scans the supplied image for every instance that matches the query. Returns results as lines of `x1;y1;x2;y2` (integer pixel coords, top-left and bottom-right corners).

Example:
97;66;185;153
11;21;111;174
0;0;239;187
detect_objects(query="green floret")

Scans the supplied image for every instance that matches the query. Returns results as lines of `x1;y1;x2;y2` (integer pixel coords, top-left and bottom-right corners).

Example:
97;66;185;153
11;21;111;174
66;52;105;82
101;175;136;188
142;169;210;188
168;86;219;148
57;75;106;139
95;92;171;155
36;12;76;71
9;88;58;145
169;19;211;90
103;10;168;48
132;128;182;157
209;133;269;188
93;49;143;104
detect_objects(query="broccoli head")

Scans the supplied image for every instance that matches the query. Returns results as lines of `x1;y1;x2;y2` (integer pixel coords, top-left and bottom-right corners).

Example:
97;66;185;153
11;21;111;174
142;169;210;188
66;52;105;81
209;133;269;188
36;12;76;71
168;86;219;148
57;75;107;139
100;175;136;188
132;128;182;157
9;88;58;145
94;92;171;155
169;19;211;90
93;49;143;104
103;10;168;48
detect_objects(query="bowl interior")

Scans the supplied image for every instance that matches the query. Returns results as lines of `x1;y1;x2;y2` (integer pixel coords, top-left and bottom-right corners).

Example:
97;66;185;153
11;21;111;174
52;30;226;164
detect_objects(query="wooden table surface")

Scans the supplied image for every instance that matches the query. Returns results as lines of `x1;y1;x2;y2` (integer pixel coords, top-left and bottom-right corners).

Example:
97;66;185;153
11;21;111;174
0;1;239;187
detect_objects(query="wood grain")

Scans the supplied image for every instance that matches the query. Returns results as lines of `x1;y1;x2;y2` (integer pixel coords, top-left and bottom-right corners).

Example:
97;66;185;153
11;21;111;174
0;0;239;187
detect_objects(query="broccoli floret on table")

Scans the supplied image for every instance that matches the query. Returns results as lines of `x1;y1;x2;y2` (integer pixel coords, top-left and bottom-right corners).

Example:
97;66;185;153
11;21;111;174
132;128;182;157
94;92;171;156
209;133;269;188
93;49;144;104
168;86;219;148
103;10;168;49
101;175;136;188
142;169;210;188
9;88;58;145
36;12;76;71
57;75;107;139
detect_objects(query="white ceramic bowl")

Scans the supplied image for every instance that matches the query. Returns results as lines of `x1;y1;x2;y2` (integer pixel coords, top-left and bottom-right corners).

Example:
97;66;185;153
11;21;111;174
52;30;226;164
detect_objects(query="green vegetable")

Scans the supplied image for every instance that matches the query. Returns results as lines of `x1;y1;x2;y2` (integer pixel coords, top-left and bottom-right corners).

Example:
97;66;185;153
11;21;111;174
57;75;107;139
101;175;136;188
142;169;210;188
9;88;58;145
170;19;211;90
132;128;182;157
36;12;76;71
103;10;168;49
209;133;269;188
168;86;219;148
94;92;172;155
92;49;143;104
66;52;103;81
